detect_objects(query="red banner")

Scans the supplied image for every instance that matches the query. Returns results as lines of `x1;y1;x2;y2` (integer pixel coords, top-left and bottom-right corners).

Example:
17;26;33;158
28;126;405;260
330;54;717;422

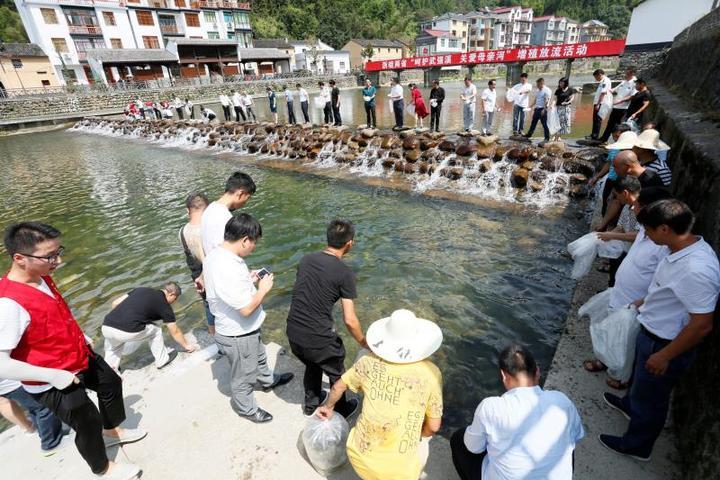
364;39;626;72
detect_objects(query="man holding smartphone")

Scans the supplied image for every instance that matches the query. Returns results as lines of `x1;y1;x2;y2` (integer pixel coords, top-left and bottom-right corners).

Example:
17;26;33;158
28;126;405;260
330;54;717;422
286;220;366;418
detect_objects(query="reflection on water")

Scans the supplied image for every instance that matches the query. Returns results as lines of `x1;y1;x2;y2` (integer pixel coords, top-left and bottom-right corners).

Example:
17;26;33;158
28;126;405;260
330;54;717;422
0;130;585;432
197;74;597;138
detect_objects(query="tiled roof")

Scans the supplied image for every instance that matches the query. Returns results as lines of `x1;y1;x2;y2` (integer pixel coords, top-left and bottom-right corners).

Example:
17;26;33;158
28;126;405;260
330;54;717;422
0;43;47;57
422;29;456;38
347;39;405;48
86;48;177;63
253;38;293;49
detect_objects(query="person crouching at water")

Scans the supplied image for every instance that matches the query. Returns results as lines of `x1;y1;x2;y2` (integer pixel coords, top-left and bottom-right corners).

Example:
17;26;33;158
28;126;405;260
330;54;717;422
0;222;146;480
317;309;443;480
101;282;196;372
203;214;294;423
200;105;216;124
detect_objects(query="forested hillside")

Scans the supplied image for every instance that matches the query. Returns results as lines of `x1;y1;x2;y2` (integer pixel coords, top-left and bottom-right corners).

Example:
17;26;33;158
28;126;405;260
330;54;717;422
0;0;28;42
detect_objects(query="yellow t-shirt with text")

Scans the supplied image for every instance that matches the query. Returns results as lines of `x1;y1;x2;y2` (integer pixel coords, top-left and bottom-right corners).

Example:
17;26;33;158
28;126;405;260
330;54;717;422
341;353;443;480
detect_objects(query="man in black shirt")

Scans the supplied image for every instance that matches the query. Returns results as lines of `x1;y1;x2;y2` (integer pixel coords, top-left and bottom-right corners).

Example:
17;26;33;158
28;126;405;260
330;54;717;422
286;220;366;417
102;282;196;371
429;79;445;132
329;79;341;126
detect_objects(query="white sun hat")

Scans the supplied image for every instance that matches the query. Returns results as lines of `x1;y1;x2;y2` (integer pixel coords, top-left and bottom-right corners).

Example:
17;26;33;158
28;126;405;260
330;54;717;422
605;131;638;150
365;309;443;364
634;129;670;151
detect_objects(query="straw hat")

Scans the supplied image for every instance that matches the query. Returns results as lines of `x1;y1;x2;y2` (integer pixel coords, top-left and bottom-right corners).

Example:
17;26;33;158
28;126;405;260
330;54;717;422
605;131;638;150
366;309;443;364
634;129;670;151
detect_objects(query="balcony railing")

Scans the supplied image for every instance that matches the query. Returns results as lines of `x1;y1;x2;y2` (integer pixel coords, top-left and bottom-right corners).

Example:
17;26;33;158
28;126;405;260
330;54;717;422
160;24;182;34
68;24;103;35
190;0;249;9
76;51;87;60
148;0;167;7
39;0;126;6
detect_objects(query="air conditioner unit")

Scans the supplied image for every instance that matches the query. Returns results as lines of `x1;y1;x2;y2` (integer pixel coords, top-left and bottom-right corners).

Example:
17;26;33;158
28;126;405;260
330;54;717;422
61;53;75;64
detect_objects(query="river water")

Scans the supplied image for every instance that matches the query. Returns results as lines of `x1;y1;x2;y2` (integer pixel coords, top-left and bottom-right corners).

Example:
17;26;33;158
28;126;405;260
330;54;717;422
0;83;591;432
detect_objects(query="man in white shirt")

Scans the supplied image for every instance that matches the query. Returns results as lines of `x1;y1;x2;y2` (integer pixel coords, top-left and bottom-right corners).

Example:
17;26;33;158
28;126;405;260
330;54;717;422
296;83;310;123
230;89;246;122
284;85;296;124
203;214;293;423
319;81;333;125
600;68;636;142
241;91;257;122
511;72;532;136
523;77;552;143
452;345;583;480
480;79;498;136
460;76;478;132
600;200;720;461
218;92;232;121
588;68;612;141
389;77;405;130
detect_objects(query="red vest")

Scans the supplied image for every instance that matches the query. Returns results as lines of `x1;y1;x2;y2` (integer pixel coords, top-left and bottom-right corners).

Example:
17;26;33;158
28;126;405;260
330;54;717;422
0;275;90;385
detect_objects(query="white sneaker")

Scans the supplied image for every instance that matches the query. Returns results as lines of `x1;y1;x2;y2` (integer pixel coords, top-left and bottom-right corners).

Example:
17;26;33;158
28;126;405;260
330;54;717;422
94;462;141;480
103;428;147;448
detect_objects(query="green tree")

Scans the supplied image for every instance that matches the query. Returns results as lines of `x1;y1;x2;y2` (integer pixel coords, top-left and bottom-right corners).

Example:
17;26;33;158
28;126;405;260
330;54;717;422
0;4;29;43
250;14;287;38
281;4;319;40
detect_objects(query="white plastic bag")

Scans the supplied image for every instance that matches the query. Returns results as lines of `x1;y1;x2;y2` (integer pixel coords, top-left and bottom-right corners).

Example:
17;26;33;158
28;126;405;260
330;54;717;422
568;232;601;279
406;103;415;115
547;107;561;134
598;93;613;120
505;87;517;103
302;414;349;475
314;96;326;109
388;98;395;112
625;118;639;133
598;239;625;259
590;305;640;382
578;288;612;322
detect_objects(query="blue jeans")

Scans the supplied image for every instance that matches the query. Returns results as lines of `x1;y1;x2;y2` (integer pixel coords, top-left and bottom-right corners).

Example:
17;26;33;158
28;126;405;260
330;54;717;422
203;298;215;327
512;105;526;132
620;328;696;455
526;107;550;141
3;386;63;450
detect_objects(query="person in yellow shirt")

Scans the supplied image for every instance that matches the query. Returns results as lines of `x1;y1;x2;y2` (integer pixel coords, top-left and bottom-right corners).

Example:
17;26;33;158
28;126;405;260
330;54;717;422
317;309;444;480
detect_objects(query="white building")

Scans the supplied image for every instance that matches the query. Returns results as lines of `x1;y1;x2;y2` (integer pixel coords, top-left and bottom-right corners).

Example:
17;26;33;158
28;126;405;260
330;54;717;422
415;29;464;56
491;6;533;49
419;13;469;51
464;10;496;51
531;15;580;45
290;39;350;74
13;0;253;85
626;0;717;49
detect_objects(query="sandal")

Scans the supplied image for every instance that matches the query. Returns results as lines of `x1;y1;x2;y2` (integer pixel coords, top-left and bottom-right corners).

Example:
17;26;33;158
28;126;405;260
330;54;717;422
583;359;607;372
606;378;629;390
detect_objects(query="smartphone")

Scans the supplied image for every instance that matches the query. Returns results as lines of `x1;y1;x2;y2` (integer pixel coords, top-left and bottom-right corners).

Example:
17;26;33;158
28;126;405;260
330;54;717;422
256;267;271;279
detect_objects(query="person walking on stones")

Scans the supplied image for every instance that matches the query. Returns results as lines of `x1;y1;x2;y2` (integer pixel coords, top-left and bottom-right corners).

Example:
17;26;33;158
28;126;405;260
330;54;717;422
319;81;333;125
231;90;246;122
330;79;342;126
242;91;257;122
219;92;232;121
588;68;612;141
0;222;147;480
599;200;720;461
600;68;636;142
511;72;532;136
101;282;197;372
317;309;444;480
203;214;294;423
266;87;278;124
480;79;498;136
389;77;404;130
553;77;576;142
429;79;445;133
297;83;310;124
286;220;365;418
361;78;377;129
452;345;583;480
523;77;552;143
460;77;477;132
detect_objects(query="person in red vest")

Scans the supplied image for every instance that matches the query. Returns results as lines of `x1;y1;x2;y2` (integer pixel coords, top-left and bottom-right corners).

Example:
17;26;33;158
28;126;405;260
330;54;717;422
0;222;146;480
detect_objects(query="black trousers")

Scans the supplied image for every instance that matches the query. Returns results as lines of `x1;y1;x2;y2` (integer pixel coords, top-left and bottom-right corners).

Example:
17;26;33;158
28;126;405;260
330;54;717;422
287;101;296;124
451;427;487;480
189;106;195;119
289;336;352;415
222;105;232;121
234;106;246;122
32;353;125;474
323;102;333;124
175;107;184;120
430;104;442;131
608;252;627;287
600;108;626;142
591;108;603;139
526;107;550;141
393;99;404;128
601;177;616;216
364;104;376;128
300;101;310;123
245;106;256;121
332;103;341;126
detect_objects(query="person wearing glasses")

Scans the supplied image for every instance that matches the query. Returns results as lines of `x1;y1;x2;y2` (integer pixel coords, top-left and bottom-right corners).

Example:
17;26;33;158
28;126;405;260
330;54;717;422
0;222;146;480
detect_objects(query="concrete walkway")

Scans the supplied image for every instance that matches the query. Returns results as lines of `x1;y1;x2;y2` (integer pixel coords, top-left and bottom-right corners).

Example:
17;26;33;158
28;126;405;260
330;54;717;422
545;266;679;480
0;338;458;480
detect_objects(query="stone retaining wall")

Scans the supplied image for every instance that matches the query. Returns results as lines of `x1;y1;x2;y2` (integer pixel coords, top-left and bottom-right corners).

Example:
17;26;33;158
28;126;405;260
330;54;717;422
0;76;357;123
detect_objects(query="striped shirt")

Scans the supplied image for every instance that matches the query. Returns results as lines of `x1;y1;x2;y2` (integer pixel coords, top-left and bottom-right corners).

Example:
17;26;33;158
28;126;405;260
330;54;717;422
645;158;672;186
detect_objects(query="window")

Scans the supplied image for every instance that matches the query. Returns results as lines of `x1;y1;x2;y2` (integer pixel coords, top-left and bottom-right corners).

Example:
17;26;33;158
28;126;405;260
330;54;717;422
203;11;216;24
440;38;446;47
226;31;235;39
207;31;219;39
175;0;185;6
339;61;345;69
110;38;122;48
42;80;51;86
74;37;105;53
126;0;139;3
41;8;58;24
142;36;160;48
223;11;232;25
11;59;23;68
185;13;199;27
102;11;116;26
233;12;249;29
136;10;154;26
52;38;69;53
